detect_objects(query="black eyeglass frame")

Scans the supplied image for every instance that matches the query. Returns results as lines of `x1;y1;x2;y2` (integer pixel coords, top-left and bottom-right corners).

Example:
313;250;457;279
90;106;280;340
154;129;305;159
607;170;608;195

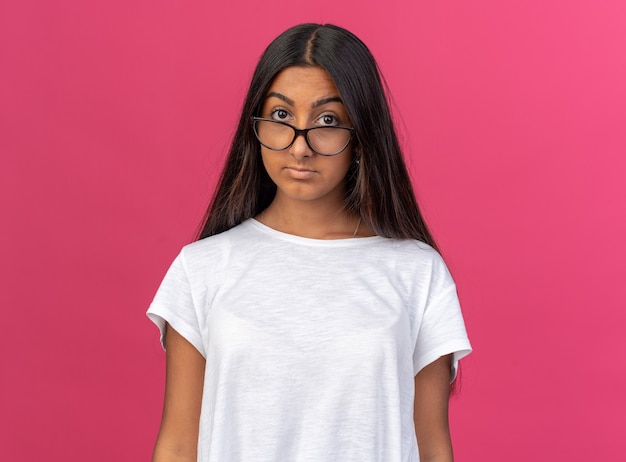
251;117;355;157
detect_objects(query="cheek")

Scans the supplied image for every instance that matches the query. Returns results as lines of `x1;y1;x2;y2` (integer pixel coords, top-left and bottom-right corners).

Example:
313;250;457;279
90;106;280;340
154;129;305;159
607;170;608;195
333;152;353;178
260;150;275;169
260;151;282;182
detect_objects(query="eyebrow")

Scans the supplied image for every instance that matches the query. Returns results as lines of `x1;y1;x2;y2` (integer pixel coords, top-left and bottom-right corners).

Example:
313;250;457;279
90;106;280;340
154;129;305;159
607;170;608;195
313;96;343;108
266;92;343;108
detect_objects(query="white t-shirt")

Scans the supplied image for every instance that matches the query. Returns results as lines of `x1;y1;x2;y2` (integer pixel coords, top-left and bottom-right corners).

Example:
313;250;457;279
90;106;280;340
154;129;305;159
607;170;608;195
148;218;471;462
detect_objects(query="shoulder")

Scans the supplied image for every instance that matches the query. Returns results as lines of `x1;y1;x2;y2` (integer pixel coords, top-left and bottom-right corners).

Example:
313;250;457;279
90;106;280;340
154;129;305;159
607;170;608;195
177;219;258;273
384;238;448;269
373;238;455;290
386;238;440;258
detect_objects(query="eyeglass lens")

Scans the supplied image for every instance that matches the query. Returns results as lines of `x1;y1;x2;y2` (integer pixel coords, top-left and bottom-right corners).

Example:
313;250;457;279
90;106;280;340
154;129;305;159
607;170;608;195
254;120;351;156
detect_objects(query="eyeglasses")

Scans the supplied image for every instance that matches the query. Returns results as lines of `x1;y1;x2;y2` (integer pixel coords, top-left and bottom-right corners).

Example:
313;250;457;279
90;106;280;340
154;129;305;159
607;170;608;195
251;117;354;156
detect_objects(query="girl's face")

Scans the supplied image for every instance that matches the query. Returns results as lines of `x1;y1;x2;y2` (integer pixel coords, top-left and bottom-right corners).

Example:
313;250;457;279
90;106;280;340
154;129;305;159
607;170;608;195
258;66;353;208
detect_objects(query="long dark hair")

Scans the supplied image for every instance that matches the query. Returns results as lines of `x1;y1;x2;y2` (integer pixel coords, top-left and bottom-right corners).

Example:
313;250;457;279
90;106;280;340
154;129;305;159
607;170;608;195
197;23;437;249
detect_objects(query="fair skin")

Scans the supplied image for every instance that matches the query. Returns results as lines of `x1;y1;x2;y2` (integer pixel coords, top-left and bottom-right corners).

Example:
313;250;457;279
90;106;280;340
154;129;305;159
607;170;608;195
152;66;455;461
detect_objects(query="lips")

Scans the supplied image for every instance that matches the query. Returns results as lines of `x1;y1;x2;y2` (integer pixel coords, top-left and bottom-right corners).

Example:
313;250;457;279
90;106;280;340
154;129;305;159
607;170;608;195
284;166;317;179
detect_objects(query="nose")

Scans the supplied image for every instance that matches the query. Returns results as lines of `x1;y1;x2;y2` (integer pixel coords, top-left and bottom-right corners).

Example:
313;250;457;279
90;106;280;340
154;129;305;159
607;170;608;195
289;130;313;160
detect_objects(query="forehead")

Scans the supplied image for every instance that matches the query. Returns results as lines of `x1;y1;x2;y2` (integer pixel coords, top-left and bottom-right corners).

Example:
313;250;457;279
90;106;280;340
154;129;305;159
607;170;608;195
266;66;341;102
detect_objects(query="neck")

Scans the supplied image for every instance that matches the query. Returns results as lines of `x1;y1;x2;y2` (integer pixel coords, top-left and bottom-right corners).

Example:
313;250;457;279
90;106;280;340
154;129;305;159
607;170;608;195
260;196;360;239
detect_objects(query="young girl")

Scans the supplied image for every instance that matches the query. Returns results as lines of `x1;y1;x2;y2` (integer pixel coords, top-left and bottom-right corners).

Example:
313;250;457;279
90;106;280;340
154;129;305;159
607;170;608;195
148;23;471;462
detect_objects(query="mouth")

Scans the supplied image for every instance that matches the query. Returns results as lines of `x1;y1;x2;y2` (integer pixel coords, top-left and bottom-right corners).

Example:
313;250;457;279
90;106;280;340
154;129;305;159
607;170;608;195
284;166;317;179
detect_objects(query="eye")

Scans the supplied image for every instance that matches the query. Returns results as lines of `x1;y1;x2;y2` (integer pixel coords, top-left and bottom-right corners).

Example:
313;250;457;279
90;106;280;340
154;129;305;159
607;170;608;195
270;109;290;121
317;113;339;126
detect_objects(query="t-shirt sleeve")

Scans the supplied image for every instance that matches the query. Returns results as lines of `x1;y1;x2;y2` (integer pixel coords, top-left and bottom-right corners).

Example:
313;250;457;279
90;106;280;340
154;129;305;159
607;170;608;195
412;257;472;381
146;250;206;357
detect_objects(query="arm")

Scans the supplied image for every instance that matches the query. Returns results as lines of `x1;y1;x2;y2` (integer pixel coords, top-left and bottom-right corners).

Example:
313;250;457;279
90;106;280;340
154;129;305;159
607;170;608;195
153;323;206;462
414;354;454;462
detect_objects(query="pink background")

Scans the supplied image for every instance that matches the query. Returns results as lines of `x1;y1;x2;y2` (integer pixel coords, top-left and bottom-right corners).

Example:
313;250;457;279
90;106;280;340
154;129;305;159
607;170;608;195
2;1;625;460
